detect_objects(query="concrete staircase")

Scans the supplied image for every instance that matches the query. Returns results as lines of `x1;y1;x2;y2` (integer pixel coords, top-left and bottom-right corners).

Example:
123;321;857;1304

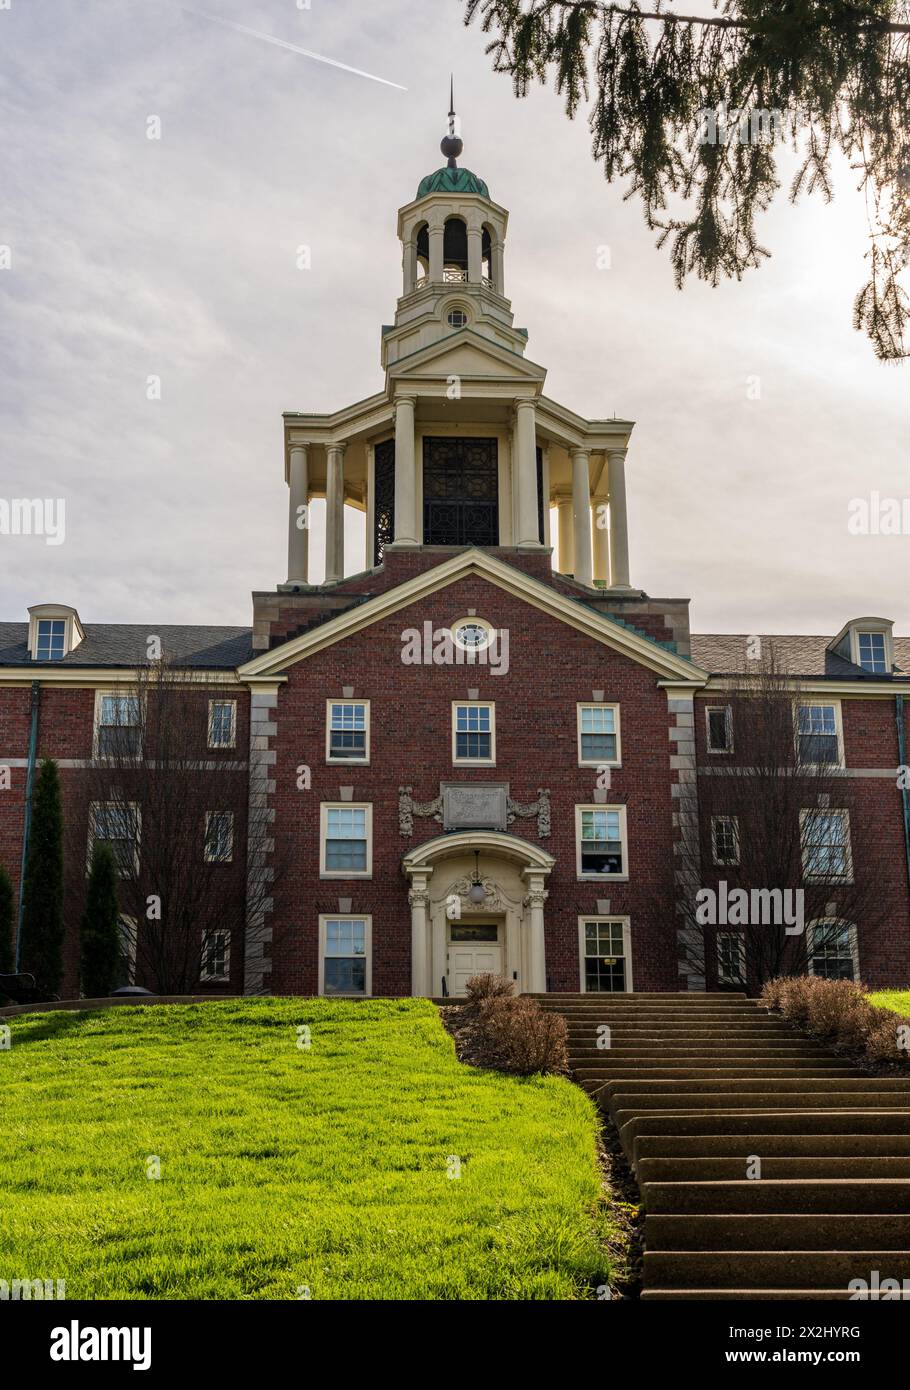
532;992;910;1300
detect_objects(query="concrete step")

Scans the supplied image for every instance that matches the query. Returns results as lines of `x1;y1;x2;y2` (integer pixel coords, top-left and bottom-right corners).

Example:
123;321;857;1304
608;1092;910;1114
645;1213;910;1248
639;1155;910;1182
575;1064;857;1077
640;1288;862;1300
636;1133;910;1160
643;1179;910;1215
644;1249;910;1289
602;1076;892;1094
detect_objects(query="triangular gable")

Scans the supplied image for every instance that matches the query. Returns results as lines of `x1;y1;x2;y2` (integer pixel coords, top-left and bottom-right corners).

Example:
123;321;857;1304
239;549;707;683
387;329;546;387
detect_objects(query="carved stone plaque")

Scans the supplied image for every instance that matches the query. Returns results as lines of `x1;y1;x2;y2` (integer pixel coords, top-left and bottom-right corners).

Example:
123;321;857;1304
441;782;509;832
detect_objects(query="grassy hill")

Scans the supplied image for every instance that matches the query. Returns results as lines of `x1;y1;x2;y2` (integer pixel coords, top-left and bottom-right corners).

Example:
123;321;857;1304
0;998;611;1299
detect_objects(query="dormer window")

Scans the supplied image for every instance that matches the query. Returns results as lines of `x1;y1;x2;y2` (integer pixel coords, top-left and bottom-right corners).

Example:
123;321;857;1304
26;604;84;661
35;619;67;661
857;631;888;673
827;617;893;676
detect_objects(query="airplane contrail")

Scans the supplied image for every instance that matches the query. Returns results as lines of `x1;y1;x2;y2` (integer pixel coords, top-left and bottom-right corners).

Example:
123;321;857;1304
178;6;407;90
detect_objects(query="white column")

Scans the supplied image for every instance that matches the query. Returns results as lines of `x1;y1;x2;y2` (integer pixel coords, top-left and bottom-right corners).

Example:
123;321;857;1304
492;241;504;295
571;448;593;587
428;225;444;282
607;447;631;588
408;872;432;997
325;443;346;584
467;225;483;283
514;399;540;547
393;395;418;544
286;443;309;584
522;871;548;994
592;498;610;583
556;494;574;574
402;239;416;295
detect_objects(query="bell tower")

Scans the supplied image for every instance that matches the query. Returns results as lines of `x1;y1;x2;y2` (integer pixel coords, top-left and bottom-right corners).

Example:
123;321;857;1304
382;86;529;371
280;98;635;595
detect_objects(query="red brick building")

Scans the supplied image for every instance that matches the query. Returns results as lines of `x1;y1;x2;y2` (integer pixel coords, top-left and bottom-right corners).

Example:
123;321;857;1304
3;126;909;999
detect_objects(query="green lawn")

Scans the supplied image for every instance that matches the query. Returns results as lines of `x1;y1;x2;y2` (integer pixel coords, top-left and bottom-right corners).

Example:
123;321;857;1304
869;989;910;1016
0;998;611;1300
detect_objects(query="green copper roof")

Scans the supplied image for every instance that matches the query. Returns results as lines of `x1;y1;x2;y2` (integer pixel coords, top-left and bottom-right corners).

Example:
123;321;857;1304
416;167;490;200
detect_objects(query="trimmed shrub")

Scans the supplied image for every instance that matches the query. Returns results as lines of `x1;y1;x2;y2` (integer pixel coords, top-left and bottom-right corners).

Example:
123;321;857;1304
463;976;569;1076
80;842;121;998
18;759;65;999
763;973;910;1067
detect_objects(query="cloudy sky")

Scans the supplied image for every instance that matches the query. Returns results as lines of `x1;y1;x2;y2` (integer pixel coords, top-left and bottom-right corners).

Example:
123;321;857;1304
2;0;906;638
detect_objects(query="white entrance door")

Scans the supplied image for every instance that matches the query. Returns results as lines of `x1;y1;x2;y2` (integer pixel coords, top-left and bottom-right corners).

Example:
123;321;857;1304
447;924;503;996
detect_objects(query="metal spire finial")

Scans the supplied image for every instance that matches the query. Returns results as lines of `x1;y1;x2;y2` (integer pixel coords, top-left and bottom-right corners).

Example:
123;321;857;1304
440;74;463;168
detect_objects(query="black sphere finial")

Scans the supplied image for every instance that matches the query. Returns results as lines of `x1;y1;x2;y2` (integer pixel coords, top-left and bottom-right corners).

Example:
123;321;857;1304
440;74;463;168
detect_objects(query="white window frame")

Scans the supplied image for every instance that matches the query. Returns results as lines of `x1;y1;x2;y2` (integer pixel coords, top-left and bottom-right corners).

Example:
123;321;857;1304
207;698;237;750
204;810;234;864
576;702;622;768
319;914;373;997
450;616;494;653
319;802;373;878
451;700;496;766
577;916;633;993
705;704;733;754
711;814;741;867
93;689;143;760
800;807;854;884
856;630;889;673
794;699;845;769
325;698;371;764
717;932;746;986
88;801;141;877
575;804;629;880
807;918;859;981
200;929;231;983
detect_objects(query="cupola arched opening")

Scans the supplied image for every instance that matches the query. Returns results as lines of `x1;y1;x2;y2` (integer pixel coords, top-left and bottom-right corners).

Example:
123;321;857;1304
443;215;468;282
415;222;429;285
481;225;493;287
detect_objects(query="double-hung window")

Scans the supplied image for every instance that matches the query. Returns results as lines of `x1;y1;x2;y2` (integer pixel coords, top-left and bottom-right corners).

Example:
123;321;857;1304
576;806;627;878
204;811;234;863
95;693;142;759
326;700;369;762
796;702;841;766
808;920;858;980
208;699;237;749
320;916;371;996
200;930;230;982
579;918;631;992
577;704;620;766
711;815;740;867
706;705;733;753
452;702;495;764
320;804;372;877
801;809;852;882
90;802;140;876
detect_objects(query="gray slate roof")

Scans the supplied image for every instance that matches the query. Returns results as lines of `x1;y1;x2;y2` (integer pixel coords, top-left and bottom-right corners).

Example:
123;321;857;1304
0;624;252;669
690;633;910;679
